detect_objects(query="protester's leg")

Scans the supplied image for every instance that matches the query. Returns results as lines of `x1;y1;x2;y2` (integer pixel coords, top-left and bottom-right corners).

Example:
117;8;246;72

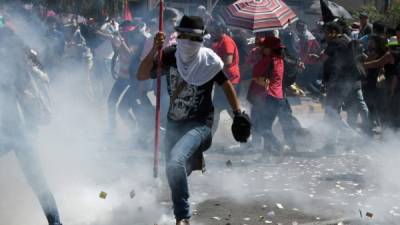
118;86;137;129
363;87;378;128
324;86;360;151
353;88;373;135
277;98;298;150
107;78;129;131
250;103;263;150
136;92;155;132
14;137;61;225
323;86;347;151
165;125;211;220
261;96;283;154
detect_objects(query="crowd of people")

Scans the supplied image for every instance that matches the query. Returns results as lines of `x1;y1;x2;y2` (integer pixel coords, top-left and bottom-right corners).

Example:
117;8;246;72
1;2;400;225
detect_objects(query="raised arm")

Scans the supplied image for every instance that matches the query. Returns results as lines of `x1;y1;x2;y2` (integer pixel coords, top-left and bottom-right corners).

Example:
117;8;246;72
137;32;165;81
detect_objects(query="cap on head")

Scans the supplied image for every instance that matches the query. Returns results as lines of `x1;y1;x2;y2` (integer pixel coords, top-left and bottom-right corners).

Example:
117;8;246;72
175;15;206;37
359;12;369;19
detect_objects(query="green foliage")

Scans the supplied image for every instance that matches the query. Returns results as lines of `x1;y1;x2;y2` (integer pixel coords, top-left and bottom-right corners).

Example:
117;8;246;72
356;3;400;27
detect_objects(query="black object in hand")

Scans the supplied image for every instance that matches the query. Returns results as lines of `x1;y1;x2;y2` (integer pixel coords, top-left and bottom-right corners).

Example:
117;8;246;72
232;111;251;143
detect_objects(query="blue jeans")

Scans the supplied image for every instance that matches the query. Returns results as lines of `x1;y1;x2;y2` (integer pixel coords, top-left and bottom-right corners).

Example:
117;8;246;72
344;88;372;135
165;121;212;220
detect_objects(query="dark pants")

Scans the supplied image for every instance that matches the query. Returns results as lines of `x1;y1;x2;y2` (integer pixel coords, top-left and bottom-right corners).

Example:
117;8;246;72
344;88;372;135
165;121;212;220
107;78;130;130
363;85;385;127
118;84;154;134
277;98;302;149
324;83;362;147
251;95;284;153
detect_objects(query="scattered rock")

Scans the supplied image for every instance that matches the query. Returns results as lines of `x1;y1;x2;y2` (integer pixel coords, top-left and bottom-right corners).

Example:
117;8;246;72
99;191;107;199
266;211;275;218
211;216;221;221
130;190;136;199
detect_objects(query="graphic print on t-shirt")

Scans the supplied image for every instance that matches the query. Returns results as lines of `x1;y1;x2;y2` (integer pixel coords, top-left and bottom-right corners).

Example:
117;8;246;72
167;67;205;121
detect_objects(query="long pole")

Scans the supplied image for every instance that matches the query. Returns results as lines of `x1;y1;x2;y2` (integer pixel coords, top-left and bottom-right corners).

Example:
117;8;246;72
154;0;164;178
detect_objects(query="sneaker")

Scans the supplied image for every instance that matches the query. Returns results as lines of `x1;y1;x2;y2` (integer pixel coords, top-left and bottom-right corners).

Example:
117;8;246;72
176;219;190;225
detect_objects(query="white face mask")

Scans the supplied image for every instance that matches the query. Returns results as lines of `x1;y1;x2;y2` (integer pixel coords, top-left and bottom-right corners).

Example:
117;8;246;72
176;39;203;63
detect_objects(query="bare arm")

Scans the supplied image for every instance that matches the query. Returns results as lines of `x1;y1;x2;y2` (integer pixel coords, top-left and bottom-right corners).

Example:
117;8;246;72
221;80;241;112
111;50;119;79
223;54;234;73
137;32;165;81
137;46;157;81
364;52;394;69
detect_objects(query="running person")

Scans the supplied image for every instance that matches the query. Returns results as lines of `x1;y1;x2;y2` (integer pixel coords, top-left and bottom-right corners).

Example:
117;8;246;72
137;16;251;225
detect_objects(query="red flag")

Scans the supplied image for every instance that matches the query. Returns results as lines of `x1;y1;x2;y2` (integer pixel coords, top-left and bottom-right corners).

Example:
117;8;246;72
124;0;133;21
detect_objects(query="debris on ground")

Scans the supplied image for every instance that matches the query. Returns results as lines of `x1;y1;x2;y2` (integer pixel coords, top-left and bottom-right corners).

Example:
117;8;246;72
211;216;221;221
276;203;284;209
266;211;275;218
130;189;136;199
99;191;107;199
226;160;233;168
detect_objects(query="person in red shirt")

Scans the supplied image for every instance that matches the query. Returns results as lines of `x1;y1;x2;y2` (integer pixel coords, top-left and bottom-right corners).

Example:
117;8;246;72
248;36;285;154
209;22;241;135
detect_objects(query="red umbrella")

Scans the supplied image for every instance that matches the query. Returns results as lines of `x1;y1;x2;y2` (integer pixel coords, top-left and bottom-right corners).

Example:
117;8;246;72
221;0;298;33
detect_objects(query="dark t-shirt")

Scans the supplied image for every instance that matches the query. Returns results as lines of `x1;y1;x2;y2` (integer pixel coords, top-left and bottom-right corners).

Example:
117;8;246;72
324;36;361;86
152;46;228;127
